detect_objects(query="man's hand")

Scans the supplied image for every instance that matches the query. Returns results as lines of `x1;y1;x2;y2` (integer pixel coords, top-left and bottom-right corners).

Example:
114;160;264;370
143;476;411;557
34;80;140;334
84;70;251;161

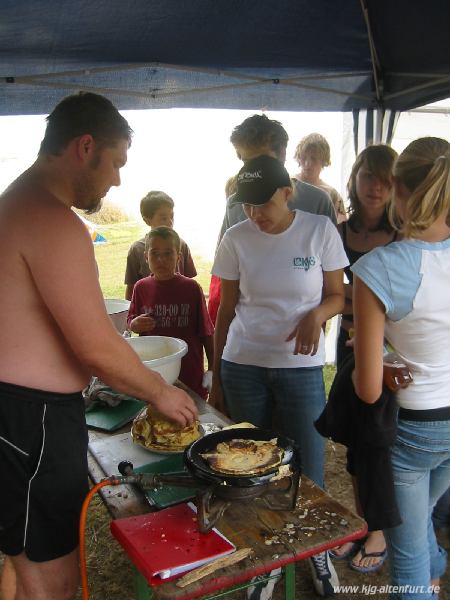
150;383;198;428
130;315;156;334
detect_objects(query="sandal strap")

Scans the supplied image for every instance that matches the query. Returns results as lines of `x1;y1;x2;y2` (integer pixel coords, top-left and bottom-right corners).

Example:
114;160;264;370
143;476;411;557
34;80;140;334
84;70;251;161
359;545;387;560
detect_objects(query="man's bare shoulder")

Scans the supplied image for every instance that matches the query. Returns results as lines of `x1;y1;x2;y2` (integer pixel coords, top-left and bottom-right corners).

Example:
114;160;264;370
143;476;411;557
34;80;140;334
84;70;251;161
0;176;88;244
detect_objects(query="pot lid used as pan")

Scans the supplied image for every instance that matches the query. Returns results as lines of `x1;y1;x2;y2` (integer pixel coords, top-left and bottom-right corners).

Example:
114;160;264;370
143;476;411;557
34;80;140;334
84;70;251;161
184;427;301;488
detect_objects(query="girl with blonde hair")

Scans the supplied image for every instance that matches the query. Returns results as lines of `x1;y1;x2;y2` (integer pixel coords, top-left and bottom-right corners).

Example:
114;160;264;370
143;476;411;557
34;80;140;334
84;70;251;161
352;137;450;598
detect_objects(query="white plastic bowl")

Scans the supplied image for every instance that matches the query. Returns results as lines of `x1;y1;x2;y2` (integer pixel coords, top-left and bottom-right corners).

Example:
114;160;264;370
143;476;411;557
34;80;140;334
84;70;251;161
125;336;188;384
104;298;130;334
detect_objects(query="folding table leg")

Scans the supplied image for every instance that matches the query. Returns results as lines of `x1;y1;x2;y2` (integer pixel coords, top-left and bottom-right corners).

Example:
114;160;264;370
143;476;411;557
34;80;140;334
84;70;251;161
131;563;296;600
133;567;152;600
284;563;296;600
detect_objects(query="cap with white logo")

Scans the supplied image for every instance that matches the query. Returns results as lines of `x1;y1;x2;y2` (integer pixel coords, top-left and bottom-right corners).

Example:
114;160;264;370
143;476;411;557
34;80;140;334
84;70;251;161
229;155;292;207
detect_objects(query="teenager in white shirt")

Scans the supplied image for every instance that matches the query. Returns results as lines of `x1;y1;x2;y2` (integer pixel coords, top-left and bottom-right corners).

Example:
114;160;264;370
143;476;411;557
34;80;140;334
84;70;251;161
210;155;348;597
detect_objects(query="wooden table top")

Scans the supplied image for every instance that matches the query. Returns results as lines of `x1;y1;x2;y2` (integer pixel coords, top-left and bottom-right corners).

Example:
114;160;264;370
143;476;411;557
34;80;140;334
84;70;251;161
87;385;367;600
146;477;366;600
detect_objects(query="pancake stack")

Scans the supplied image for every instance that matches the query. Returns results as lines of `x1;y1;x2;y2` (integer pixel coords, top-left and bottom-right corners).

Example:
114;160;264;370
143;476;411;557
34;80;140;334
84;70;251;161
131;406;200;451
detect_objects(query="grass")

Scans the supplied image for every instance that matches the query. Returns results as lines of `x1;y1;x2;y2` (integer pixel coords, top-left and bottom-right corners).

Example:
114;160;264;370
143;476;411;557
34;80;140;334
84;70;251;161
323;364;335;396
94;221;212;298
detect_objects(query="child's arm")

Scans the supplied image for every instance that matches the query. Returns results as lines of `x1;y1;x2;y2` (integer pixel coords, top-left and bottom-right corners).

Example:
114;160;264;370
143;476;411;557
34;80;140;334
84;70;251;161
125;284;134;301
127;287;156;335
210;278;239;412
124;242;141;299
129;314;156;335
353;276;385;403
202;335;214;371
179;241;197;278
201;335;214;393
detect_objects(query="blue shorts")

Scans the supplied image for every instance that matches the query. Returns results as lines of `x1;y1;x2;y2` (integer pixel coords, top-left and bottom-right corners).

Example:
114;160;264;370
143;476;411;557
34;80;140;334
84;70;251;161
0;380;89;562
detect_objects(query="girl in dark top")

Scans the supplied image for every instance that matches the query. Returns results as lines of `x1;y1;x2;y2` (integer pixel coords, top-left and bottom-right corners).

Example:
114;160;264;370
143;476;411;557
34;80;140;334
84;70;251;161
337;144;398;369
332;144;398;573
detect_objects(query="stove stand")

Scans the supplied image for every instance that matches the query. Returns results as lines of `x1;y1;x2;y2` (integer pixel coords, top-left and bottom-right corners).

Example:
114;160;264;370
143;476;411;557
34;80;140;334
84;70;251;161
195;471;301;533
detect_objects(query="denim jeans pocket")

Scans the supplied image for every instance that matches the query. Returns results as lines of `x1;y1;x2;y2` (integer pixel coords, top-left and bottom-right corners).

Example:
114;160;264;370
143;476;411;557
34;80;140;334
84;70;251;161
397;419;450;450
393;419;450;475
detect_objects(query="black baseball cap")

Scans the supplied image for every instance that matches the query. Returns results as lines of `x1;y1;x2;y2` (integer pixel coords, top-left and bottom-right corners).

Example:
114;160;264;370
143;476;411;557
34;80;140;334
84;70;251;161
229;155;292;207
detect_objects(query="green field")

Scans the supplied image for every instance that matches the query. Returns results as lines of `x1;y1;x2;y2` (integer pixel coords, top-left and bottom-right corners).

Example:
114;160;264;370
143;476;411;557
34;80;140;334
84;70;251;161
94;221;213;298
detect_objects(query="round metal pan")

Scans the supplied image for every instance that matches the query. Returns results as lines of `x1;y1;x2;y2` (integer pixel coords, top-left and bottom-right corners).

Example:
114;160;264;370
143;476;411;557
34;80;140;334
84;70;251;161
184;427;301;488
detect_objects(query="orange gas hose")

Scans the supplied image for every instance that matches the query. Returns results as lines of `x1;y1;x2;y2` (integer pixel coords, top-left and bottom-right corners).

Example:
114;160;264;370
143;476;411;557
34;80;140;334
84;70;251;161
79;479;120;600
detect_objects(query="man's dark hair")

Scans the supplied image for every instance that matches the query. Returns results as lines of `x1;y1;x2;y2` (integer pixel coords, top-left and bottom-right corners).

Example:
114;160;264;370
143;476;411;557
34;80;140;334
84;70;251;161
230;114;288;157
38;92;133;156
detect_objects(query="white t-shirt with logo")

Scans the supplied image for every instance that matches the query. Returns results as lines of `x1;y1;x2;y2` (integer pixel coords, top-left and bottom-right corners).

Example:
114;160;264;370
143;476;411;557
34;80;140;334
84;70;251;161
212;210;349;368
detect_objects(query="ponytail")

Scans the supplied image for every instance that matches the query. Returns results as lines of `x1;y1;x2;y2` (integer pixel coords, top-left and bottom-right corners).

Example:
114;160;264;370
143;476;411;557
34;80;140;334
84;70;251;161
393;138;450;237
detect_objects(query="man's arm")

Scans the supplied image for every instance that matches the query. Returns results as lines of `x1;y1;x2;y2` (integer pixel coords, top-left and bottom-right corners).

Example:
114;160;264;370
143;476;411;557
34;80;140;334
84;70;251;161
26;205;197;425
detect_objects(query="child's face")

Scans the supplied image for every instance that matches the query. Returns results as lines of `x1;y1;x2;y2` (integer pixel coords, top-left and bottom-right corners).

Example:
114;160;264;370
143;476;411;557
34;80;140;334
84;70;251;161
146;236;179;280
299;151;323;182
147;206;174;228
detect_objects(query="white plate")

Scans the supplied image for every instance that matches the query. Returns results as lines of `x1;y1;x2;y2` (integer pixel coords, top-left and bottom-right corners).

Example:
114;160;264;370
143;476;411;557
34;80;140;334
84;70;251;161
134;440;186;455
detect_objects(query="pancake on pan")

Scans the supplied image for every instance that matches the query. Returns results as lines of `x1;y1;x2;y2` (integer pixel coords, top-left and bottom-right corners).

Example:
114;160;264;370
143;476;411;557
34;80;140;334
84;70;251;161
201;438;283;475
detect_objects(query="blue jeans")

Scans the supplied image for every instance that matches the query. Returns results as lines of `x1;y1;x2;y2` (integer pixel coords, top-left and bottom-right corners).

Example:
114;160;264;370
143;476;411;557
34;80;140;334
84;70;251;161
220;360;326;488
384;419;450;599
432;486;450;529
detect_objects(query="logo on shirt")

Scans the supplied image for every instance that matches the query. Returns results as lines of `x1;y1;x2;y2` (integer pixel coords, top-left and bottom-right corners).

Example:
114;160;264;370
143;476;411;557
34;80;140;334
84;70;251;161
144;303;190;327
293;256;316;270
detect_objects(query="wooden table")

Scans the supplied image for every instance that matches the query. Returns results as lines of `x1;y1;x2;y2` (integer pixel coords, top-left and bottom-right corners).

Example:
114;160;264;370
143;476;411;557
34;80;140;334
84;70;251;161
87;385;367;600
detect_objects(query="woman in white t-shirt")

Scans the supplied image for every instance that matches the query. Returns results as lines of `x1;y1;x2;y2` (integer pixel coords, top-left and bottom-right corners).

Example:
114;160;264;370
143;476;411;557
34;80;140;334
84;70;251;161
210;155;348;489
352;137;450;599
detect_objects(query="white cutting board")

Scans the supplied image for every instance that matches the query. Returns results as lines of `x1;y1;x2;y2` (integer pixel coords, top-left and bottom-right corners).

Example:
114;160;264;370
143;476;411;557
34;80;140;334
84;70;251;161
89;432;165;476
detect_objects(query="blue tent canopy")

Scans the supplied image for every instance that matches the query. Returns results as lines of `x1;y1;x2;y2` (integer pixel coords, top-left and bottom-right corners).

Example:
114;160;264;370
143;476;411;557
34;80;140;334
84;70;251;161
1;0;449;116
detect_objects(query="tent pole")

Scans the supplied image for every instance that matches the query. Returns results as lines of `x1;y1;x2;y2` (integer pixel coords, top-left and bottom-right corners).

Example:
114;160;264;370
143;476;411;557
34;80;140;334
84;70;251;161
12;72;372;104
359;0;382;104
384;75;450;102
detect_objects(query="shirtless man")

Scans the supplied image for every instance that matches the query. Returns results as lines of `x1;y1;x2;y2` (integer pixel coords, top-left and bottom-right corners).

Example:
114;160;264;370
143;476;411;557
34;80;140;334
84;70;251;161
0;92;197;600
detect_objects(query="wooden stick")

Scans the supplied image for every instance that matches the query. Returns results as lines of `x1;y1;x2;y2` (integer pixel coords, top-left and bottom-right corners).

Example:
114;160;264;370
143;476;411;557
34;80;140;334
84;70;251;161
176;548;253;588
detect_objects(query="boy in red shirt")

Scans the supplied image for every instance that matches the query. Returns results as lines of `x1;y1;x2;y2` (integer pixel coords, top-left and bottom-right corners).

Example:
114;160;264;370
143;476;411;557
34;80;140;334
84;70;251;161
128;227;213;398
124;191;197;300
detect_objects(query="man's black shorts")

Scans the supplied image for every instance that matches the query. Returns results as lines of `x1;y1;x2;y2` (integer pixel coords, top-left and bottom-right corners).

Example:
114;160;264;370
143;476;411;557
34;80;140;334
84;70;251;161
0;380;89;562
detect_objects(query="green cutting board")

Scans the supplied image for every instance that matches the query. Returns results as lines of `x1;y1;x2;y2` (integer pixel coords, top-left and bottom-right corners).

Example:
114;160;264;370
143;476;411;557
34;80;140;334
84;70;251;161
135;454;199;509
85;399;145;432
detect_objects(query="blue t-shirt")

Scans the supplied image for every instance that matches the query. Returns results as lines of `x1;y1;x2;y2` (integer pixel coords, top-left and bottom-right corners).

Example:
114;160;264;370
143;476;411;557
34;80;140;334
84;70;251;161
351;238;450;409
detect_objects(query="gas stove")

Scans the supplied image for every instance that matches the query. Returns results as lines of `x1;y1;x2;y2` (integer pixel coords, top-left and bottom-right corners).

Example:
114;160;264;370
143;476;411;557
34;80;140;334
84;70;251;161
194;468;301;533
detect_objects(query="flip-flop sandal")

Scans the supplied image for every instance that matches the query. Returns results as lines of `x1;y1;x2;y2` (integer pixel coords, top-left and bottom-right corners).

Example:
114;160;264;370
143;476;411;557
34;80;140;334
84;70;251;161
329;536;366;561
329;538;364;561
350;545;388;573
